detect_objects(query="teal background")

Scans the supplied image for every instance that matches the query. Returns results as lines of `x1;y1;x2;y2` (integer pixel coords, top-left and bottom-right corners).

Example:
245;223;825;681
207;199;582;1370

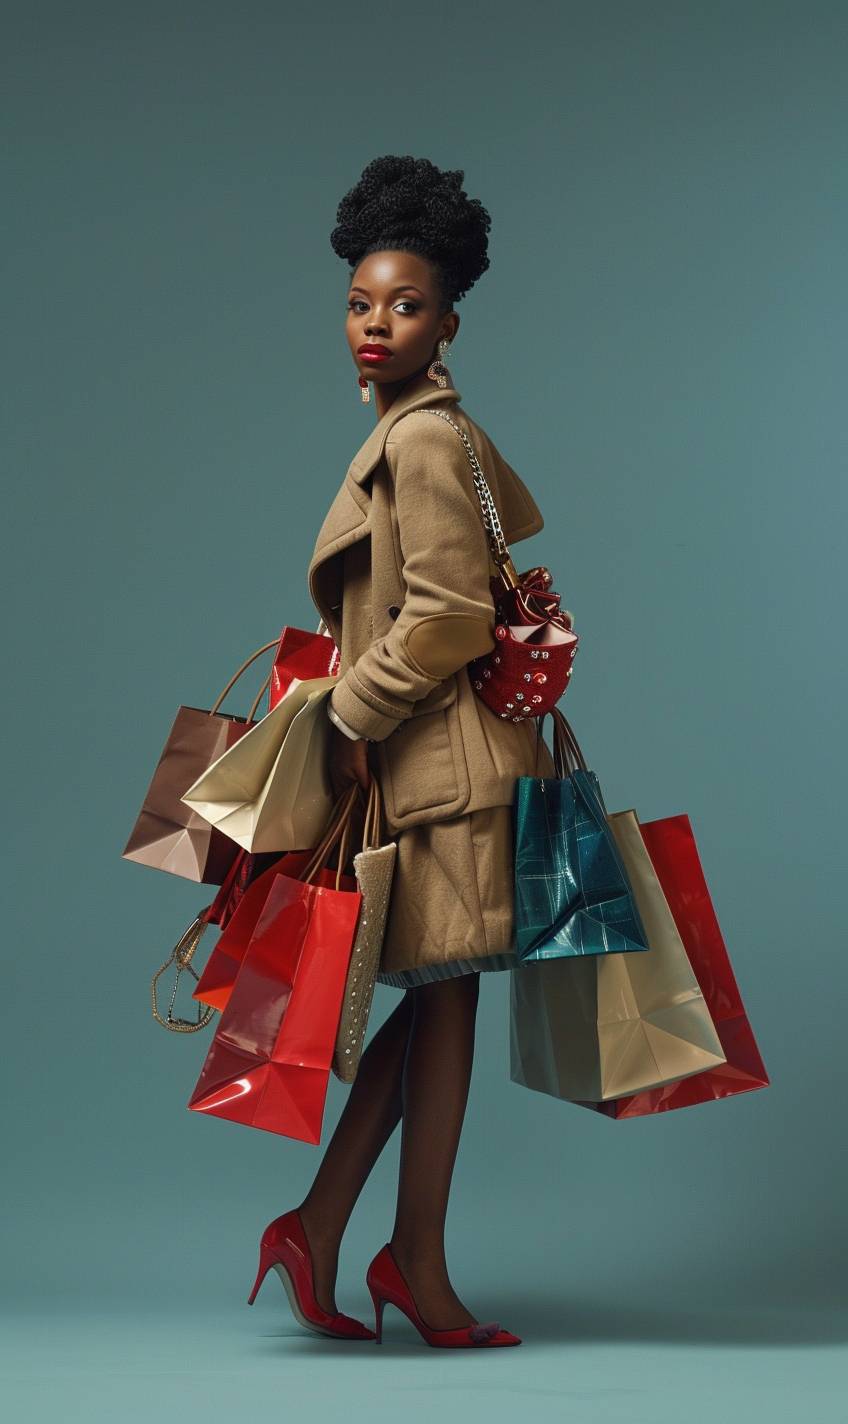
3;1;846;1419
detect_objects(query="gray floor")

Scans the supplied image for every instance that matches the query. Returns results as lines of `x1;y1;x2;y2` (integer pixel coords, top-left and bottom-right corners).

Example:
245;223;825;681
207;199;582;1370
3;1297;845;1424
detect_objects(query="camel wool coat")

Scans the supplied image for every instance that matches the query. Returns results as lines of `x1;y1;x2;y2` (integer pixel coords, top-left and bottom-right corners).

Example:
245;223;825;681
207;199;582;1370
307;366;557;985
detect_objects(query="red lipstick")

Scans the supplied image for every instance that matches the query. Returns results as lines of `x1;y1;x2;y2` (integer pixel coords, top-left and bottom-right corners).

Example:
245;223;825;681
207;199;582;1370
358;344;392;363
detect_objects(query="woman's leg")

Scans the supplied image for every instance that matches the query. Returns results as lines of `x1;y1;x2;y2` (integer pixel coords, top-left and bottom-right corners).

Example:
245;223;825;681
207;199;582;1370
297;969;482;1324
297;989;414;1311
389;971;481;1329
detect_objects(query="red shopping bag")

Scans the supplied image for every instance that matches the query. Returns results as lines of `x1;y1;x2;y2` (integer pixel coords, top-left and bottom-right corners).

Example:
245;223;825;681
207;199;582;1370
187;787;362;1144
192;848;356;1011
578;812;769;1119
202;846;283;931
270;624;339;708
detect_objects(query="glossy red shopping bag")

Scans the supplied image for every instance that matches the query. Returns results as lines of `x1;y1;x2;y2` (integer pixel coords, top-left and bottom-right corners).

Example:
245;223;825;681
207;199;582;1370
192;849;356;1012
270;624;339;708
187;789;362;1144
578;812;769;1119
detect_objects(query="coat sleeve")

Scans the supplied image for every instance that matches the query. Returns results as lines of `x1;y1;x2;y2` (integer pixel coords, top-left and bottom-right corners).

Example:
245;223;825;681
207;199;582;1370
326;700;362;740
328;416;497;741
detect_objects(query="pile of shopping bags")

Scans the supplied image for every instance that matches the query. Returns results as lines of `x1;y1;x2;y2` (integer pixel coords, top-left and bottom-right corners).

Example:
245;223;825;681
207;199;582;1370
122;625;341;883
186;780;392;1143
123;624;398;1143
123;630;768;1146
508;705;769;1116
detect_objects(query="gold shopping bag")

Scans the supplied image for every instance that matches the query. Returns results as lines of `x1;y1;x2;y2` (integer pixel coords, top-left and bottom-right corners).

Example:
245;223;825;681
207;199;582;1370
509;808;726;1102
180;675;338;853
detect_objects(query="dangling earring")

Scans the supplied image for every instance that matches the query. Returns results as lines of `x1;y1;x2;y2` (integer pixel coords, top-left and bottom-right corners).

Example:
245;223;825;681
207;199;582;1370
427;337;452;388
358;374;370;404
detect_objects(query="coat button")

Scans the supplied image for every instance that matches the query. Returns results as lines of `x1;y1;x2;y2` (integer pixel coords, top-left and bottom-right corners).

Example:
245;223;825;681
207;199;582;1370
388;605;401;620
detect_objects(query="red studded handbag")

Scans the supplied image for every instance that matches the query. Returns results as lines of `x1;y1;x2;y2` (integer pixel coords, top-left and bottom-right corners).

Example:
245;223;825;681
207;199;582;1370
412;409;578;721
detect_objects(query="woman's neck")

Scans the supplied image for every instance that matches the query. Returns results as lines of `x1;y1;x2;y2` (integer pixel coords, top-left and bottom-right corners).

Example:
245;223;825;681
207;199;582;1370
372;364;430;420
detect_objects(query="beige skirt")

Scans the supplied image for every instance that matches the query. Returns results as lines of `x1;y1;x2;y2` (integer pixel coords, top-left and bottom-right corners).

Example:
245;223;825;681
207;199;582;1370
375;804;520;989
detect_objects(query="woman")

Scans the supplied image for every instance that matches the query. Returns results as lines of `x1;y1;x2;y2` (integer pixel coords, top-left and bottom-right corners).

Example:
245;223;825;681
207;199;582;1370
248;156;556;1349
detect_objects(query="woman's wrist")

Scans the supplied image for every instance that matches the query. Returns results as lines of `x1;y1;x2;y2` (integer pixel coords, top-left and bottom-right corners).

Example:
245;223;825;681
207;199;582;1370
326;700;367;741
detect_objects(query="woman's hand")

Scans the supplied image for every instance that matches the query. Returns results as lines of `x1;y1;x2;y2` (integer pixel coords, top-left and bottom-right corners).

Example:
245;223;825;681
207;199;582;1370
328;723;372;798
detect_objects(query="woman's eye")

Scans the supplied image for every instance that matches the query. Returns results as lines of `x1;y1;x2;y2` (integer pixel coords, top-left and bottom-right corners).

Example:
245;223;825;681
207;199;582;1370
347;298;419;315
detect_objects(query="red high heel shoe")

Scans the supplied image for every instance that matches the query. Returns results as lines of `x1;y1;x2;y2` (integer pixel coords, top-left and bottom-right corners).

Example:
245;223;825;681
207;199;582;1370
366;1244;522;1348
247;1209;376;1341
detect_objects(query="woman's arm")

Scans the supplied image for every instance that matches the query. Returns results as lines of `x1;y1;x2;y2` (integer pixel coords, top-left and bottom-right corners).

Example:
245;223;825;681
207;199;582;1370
328;416;496;742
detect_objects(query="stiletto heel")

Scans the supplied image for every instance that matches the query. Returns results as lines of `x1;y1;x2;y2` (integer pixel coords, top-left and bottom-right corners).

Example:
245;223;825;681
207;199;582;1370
369;1288;385;1345
246;1244;275;1305
365;1244;521;1349
246;1209;376;1341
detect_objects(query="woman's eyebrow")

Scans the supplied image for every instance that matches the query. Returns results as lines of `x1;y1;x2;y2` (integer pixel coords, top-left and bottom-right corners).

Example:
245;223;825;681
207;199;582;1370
348;284;426;296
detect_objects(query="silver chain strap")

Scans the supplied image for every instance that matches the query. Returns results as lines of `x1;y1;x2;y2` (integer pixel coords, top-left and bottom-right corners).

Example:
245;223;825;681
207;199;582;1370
410;408;510;564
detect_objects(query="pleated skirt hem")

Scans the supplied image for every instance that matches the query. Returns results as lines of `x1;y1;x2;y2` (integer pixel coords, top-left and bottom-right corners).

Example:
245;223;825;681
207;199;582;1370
376;950;519;989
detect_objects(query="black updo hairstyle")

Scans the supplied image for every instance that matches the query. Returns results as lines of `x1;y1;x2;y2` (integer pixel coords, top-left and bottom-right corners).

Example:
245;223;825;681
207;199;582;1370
330;154;492;310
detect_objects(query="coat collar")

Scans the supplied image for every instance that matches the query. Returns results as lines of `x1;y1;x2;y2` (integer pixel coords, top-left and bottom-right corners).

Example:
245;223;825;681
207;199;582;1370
307;369;462;620
347;366;462;491
308;366;545;625
347;366;545;546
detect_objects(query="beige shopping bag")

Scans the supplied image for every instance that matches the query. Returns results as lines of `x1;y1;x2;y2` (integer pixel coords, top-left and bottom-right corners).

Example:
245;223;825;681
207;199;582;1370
510;808;727;1102
180;675;338;853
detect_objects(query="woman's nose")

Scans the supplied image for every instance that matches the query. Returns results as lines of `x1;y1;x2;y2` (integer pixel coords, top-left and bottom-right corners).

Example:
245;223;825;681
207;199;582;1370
365;311;389;335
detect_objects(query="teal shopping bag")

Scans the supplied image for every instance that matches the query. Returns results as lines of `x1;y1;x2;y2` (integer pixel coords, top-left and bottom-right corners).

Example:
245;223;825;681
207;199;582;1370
514;708;649;961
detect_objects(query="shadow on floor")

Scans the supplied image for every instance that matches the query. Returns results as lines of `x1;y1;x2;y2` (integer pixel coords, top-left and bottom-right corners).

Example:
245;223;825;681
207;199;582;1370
249;1295;848;1353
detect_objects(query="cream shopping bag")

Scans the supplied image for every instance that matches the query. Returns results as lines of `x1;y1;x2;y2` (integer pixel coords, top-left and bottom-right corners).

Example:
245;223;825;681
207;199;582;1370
180;675;337;852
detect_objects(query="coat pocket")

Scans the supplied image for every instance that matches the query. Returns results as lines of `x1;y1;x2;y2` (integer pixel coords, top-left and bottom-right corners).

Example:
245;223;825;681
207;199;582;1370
375;692;470;830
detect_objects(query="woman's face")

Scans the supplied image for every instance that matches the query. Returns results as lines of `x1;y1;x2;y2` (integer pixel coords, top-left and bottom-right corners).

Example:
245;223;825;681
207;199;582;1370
345;249;460;391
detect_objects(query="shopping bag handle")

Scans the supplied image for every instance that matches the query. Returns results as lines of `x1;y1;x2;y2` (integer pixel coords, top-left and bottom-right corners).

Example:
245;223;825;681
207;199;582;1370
538;705;589;778
300;774;386;889
361;776;385;850
210;638;279;721
301;784;360;888
211;619;333;723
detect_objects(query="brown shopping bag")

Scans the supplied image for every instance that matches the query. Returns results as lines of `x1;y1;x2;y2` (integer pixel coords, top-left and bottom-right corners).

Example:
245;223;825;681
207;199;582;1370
122;639;277;883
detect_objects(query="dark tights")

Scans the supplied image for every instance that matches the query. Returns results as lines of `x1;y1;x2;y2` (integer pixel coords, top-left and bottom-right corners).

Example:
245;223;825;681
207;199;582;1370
297;971;481;1329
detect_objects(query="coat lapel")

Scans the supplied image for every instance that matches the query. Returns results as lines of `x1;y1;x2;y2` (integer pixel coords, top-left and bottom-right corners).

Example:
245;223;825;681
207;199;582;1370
307;366;546;627
307;369;462;620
